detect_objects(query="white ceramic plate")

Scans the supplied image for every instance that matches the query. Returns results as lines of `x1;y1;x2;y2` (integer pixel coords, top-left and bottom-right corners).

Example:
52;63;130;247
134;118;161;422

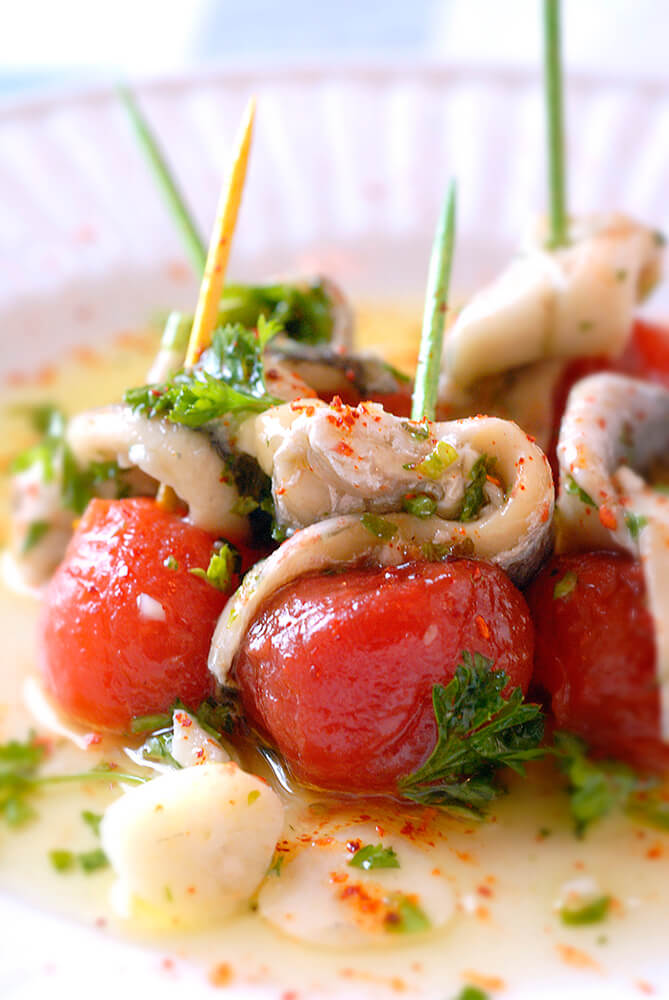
2;64;669;999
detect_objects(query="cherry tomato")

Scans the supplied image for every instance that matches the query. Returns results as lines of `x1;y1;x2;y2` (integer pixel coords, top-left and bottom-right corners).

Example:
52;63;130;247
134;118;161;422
40;497;238;732
235;559;535;793
619;317;669;388
525;552;668;771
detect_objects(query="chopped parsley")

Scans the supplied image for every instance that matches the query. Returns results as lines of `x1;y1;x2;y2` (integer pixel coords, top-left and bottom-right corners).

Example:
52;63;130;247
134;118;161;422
402;493;437;518
398;651;545;817
78;848;109;874
189;542;240;591
81;810;103;837
267;853;284;877
124;317;283;427
384;893;431;934
21;520;49;554
348;844;400;871
553;570;578;600
552;731;669;836
453;989;490;1000
401;421;430;441
559;894;611;926
133;694;241;766
49;849;75;872
565;474;597;508
163;554;179;571
11;406;130;515
624;511;647;541
360;513;398;541
459;455;496;522
219;278;337;345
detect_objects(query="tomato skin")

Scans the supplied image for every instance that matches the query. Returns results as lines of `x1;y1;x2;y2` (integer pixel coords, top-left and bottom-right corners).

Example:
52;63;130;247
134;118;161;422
235;559;535;793
525;552;668;772
40;497;235;732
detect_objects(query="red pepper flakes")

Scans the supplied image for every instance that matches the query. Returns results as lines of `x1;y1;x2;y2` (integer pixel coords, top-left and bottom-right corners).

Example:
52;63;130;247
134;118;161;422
209;963;233;987
336;441;355;457
346;839;362;854
462;970;506;992
646;843;664;860
475;615;491;640
599;505;618;531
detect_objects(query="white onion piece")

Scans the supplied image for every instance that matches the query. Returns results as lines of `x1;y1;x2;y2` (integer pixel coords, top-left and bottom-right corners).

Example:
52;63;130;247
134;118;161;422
101;762;284;927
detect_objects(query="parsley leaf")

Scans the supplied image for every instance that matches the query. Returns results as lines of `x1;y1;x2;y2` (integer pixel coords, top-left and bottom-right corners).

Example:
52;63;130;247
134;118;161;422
11;407;130;515
559;894;611;926
402;493;437;518
219;279;337;345
124;317;283;427
624;511;647;540
459;455;496;522
552;731;664;836
384;893;431;934
398;651;545;817
348;844;400;871
360;513;398;541
565;474;597;508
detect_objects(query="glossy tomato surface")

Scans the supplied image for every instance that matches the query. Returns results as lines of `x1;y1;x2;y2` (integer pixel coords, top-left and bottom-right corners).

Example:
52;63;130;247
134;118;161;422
235;559;535;793
526;552;668;771
40;497;235;732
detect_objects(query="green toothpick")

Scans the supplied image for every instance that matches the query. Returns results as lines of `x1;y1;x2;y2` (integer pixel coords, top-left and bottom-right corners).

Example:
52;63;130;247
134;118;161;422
117;85;207;274
543;0;568;247
411;180;457;422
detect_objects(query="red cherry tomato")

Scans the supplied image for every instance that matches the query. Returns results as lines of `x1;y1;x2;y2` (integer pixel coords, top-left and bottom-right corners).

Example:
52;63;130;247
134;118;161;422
40;497;238;732
619;317;669;387
235;559;535;793
525;552;667;771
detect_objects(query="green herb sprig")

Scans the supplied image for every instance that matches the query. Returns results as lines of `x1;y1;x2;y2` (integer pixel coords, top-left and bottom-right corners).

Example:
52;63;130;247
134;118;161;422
125;316;283;427
543;0;568;247
117;86;207;274
399;652;545;817
411;180;457;422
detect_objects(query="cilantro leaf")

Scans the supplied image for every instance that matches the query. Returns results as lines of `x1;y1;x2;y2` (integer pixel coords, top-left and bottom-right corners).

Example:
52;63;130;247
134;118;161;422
348;844;400;871
124;318;283;427
384;893;431;934
11;407;130;515
552;731;669;836
398;651;545;817
565;474;597;508
219;279;336;345
459;455;496;522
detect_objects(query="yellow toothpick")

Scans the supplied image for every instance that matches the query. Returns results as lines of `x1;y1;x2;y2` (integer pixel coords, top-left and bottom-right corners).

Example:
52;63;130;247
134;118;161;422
185;96;256;368
156;97;256;512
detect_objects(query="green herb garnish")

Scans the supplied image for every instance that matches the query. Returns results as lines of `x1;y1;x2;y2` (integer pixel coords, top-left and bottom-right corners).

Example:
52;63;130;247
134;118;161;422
348;844;400;871
163;554;179;571
414;441;458;480
21;520;49;554
402;494;437;518
553;570;577;599
384;893;431;934
565;474;597;508
543;0;568;247
189;543;239;591
49;849;75;872
460;455;496;522
81;810;103;838
360;513;398;541
125;317;283;426
399;652;545;817
411;180;457;422
453;989;490;1000
117;86;207;274
78;848;109;874
624;512;647;541
559;894;611;926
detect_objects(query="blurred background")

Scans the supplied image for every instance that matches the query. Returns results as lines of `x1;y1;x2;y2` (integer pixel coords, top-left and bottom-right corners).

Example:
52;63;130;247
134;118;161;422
1;0;667;96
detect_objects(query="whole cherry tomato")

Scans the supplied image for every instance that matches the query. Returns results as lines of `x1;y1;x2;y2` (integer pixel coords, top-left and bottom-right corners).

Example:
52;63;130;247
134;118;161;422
235;559;535;793
525;551;668;771
40;497;238;732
